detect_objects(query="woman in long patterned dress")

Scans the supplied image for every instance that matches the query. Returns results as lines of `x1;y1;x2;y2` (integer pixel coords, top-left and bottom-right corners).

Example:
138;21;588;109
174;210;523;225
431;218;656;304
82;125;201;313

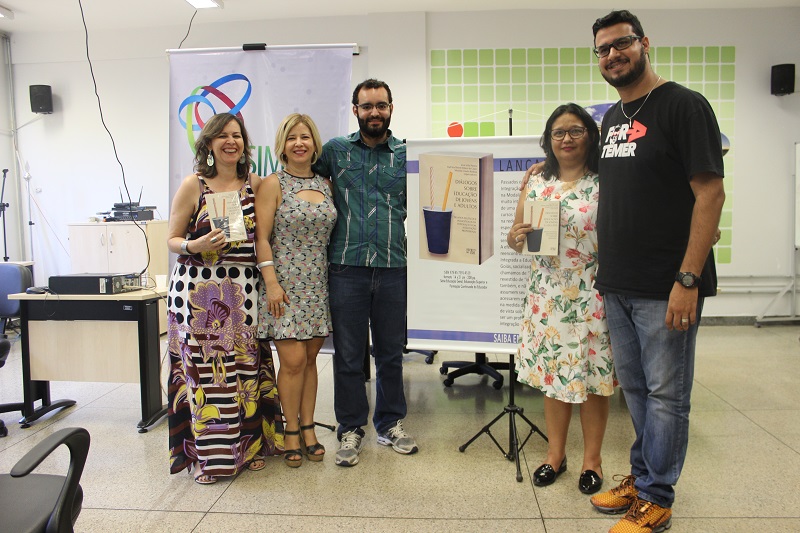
166;113;282;484
508;103;614;494
256;114;336;467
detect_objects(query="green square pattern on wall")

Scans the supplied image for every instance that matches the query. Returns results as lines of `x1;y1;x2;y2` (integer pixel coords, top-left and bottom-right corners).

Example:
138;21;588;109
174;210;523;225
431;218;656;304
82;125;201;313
430;46;735;264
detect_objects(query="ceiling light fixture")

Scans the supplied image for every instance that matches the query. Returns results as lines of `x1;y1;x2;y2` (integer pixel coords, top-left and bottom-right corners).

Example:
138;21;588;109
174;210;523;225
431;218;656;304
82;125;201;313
185;0;224;8
0;5;15;19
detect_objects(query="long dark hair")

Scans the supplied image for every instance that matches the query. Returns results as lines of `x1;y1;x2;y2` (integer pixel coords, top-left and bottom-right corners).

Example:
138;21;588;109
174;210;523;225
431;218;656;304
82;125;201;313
193;113;253;179
539;103;600;181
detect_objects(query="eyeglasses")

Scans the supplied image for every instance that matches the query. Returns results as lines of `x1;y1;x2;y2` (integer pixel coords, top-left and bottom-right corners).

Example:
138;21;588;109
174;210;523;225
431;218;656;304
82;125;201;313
593;35;642;58
355;102;391;112
551;127;587;140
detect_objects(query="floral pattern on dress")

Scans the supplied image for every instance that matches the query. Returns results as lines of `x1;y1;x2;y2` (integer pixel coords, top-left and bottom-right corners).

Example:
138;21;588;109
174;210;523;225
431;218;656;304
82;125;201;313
515;172;615;403
167;176;283;478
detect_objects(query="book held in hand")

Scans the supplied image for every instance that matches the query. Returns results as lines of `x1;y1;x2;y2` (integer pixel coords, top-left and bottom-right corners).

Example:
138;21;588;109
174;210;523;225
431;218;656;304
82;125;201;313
522;199;559;256
205;191;246;242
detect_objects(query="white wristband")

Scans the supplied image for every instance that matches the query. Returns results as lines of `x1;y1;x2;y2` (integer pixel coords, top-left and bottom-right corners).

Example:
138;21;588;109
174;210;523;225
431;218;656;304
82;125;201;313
180;240;190;254
256;260;274;269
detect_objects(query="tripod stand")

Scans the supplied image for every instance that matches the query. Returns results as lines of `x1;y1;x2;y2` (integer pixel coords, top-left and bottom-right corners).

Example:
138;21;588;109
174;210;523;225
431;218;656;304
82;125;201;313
459;352;548;482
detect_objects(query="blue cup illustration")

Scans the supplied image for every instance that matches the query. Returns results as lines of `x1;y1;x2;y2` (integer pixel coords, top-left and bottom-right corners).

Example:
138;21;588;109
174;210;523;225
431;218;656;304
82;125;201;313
423;207;453;254
526;227;544;253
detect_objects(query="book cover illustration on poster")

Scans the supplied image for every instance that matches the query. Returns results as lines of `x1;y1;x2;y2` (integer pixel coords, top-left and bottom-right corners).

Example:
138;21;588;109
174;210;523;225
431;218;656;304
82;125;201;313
419;152;494;265
205;191;247;242
522;199;559;256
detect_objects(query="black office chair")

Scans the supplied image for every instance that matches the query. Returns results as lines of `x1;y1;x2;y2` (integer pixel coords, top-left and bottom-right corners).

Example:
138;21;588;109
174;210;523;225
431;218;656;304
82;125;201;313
439;353;509;390
0;427;91;533
0;263;33;437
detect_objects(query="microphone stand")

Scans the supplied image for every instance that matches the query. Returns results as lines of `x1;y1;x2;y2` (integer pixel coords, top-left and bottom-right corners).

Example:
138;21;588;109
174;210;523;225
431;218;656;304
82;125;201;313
0;168;9;261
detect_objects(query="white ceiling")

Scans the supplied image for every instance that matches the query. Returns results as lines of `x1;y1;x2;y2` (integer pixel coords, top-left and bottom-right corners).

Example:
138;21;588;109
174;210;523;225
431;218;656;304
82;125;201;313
0;0;796;36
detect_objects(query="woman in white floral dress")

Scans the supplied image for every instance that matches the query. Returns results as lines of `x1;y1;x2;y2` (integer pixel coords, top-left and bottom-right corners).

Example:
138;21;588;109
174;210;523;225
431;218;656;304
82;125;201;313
508;103;615;494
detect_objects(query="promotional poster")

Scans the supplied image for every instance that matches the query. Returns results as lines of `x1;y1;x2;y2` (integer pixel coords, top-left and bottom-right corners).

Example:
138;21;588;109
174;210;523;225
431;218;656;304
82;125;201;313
407;136;545;354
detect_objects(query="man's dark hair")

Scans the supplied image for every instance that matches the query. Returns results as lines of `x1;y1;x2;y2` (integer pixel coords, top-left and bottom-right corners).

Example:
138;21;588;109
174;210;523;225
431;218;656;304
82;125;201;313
352;78;393;106
592;10;645;39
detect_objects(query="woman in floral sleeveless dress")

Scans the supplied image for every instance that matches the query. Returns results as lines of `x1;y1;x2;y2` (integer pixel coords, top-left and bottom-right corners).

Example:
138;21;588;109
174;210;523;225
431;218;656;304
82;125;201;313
166;113;282;484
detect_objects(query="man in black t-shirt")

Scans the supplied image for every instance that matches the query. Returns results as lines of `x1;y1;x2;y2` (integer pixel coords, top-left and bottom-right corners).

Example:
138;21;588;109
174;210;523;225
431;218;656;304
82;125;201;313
588;10;725;533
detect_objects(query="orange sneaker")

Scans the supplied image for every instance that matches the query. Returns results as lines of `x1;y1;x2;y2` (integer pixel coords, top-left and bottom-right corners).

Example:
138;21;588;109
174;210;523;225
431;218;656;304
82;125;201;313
591;474;638;514
609;498;672;533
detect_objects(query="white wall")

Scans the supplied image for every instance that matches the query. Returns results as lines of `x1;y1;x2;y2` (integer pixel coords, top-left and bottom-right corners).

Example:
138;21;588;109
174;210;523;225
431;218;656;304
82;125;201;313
5;8;800;317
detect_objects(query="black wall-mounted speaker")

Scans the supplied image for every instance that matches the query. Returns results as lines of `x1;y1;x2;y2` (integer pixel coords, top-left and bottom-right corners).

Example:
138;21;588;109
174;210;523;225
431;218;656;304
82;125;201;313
29;85;53;114
771;64;795;96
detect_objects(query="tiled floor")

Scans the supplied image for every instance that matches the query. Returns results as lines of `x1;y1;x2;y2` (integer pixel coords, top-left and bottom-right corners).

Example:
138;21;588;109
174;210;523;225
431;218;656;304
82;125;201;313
1;324;799;532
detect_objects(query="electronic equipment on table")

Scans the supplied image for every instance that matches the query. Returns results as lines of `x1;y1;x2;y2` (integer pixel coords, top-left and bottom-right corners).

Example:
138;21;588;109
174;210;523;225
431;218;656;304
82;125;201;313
48;273;142;295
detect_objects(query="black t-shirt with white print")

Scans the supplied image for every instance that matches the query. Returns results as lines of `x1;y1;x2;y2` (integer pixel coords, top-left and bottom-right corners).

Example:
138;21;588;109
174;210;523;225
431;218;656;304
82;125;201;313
596;81;724;299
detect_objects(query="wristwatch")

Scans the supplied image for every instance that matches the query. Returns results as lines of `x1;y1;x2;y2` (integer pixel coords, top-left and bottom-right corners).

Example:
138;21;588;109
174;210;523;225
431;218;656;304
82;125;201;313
675;271;701;288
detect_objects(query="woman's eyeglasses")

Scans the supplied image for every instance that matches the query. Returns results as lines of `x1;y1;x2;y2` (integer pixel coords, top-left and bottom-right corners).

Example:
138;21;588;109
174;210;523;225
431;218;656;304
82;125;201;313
551;127;587;140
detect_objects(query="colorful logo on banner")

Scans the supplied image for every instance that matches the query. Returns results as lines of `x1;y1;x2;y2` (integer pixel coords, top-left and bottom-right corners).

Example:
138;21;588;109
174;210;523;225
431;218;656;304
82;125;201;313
177;73;252;152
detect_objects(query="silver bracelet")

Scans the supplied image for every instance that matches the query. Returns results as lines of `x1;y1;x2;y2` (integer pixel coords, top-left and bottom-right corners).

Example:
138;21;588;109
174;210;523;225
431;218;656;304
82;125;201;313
256;260;274;269
180;239;190;254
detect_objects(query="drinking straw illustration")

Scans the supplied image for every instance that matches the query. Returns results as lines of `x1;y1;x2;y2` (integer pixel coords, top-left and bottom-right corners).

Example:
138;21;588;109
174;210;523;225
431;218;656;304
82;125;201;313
429;167;435;207
536;207;544;228
441;171;454;211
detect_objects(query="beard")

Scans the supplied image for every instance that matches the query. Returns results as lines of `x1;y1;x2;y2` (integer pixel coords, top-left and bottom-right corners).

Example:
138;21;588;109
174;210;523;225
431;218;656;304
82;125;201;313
358;114;391;140
601;48;648;89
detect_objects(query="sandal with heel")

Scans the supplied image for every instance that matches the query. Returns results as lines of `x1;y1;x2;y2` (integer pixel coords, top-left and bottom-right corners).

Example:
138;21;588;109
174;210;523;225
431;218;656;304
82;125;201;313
283;429;303;468
300;424;325;462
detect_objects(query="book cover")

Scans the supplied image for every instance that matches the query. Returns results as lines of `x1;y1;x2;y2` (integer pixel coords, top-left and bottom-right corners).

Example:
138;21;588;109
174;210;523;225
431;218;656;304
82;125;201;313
522;199;559;256
418;152;494;265
205;191;247;242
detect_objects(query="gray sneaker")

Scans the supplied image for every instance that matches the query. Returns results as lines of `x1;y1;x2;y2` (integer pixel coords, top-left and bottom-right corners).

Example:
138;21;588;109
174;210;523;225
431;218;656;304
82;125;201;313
377;420;418;455
335;430;363;467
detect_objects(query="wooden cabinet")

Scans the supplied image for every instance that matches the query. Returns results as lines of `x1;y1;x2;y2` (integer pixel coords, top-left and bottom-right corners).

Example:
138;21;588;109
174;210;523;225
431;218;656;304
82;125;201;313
67;220;168;278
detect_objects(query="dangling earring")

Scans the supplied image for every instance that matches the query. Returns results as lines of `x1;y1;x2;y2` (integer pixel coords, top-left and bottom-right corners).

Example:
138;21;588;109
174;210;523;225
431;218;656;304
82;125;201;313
239;153;246;164
206;151;215;167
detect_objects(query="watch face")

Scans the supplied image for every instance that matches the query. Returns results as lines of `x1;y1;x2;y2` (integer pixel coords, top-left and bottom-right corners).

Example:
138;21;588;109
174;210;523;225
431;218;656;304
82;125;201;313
679;272;698;287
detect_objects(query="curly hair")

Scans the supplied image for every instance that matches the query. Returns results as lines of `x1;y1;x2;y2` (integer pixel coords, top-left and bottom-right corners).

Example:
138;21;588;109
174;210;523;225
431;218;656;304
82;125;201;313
193;113;253;179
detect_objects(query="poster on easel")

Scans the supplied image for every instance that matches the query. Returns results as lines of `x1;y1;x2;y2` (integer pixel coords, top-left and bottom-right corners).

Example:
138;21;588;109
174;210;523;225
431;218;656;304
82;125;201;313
407;136;545;354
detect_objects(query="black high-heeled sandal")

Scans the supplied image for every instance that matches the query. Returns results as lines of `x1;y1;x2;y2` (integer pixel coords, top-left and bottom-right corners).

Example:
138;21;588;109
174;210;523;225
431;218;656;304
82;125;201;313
283;429;303;468
300;424;325;462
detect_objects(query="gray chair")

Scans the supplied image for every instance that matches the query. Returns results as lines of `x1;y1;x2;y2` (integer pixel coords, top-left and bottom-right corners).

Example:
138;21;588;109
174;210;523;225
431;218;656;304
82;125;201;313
0;427;91;533
0;263;33;437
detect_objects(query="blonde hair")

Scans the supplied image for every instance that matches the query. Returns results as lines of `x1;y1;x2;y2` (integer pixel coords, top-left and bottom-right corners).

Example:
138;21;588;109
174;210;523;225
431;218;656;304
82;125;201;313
274;113;323;165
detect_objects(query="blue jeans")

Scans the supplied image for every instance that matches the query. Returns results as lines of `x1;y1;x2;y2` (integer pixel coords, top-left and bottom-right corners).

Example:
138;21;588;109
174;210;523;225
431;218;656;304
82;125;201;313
328;264;407;437
603;293;704;508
